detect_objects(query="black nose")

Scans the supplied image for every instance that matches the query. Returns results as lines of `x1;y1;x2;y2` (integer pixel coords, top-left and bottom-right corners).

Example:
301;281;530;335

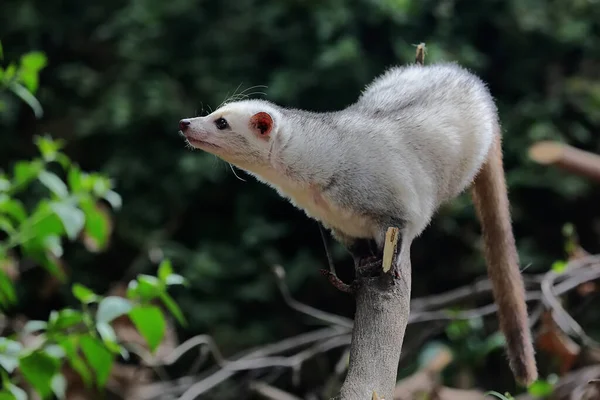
179;119;191;131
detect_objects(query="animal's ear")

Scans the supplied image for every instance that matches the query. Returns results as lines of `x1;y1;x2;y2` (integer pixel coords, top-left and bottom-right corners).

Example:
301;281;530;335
249;112;274;138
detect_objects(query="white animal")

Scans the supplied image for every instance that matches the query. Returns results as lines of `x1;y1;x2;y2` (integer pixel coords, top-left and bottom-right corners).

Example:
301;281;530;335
178;62;538;385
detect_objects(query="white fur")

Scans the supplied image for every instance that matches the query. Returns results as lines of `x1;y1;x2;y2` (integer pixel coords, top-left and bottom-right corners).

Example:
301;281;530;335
182;62;497;252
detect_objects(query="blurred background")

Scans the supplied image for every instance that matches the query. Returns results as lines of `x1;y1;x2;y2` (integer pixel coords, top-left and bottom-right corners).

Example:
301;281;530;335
1;0;600;399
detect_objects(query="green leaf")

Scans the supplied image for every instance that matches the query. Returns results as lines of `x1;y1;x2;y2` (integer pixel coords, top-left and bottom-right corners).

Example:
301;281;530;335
70;354;93;387
44;345;66;359
126;281;138;299
0;392;14;400
92;177;110;196
39;171;69;199
158;259;173;282
96;296;132;323
527;380;554;396
551;260;567;273
50;202;84;240
80;199;110;250
129;305;166;352
0;338;22;373
23;320;48;334
43;235;63;258
34;136;64;163
48;309;84;332
20;52;47;71
159;292;186;326
0;269;16;306
13;160;43;188
36;252;65;280
22;201;64;240
51;374;66;400
7;384;27;400
119;347;130;361
485;392;513;400
0;41;3;60
483;332;506;353
0;196;27;222
19;351;60;398
0;176;10;192
166;274;186;286
57;337;92;387
8;82;43;118
103;190;122;210
67;166;82;193
96;322;117;345
0;216;14;235
80;334;113;387
129;275;161;301
19;52;47;93
72;283;98;304
96;322;121;354
3;63;16;82
55;153;71;169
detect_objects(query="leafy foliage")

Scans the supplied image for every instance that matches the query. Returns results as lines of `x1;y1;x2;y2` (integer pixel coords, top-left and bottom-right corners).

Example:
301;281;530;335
0;50;186;399
1;0;600;397
0;47;46;117
0;133;186;397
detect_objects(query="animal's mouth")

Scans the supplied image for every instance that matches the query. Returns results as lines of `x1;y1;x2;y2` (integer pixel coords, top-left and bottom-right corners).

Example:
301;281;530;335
184;136;221;150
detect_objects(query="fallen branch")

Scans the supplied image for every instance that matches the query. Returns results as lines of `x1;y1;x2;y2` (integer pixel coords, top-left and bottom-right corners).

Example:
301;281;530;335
132;254;600;399
528;141;600;182
250;381;303;400
541;255;600;347
393;343;485;400
141;327;348;400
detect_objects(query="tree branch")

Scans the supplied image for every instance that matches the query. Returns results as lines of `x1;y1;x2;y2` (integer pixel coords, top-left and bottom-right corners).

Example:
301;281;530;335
339;227;410;400
132;251;600;400
250;381;303;400
528;141;600;182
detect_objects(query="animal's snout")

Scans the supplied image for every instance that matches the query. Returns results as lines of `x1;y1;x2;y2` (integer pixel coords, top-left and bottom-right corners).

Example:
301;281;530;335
179;119;191;131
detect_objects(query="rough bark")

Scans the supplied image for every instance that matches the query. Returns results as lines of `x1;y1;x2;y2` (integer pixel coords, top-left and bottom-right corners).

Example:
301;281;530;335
338;228;411;400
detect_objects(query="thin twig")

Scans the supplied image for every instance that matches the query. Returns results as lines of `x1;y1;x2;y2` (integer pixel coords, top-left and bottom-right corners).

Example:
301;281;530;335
411;275;542;311
136;254;600;399
250;381;303;400
272;265;354;328
170;328;349;400
541;256;600;346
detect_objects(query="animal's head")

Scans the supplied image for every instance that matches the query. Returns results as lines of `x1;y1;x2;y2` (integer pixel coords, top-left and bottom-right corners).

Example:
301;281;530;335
178;100;284;168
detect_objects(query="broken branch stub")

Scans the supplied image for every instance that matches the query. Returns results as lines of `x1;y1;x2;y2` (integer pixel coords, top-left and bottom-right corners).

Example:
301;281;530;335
529;141;600;182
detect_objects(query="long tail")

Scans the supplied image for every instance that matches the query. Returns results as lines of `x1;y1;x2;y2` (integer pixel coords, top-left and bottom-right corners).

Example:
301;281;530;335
471;129;538;385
